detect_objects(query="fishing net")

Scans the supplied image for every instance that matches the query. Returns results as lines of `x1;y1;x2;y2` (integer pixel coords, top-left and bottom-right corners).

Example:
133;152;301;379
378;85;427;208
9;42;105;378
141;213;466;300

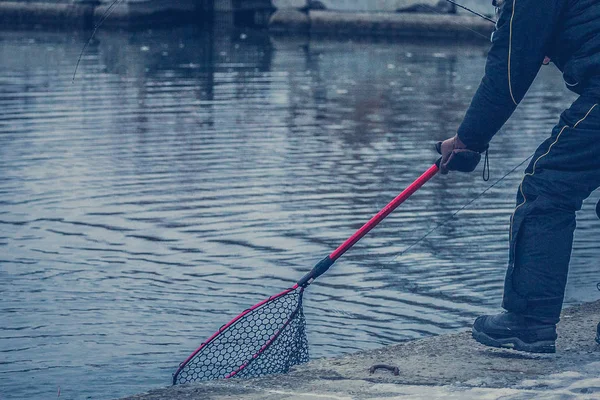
173;287;309;385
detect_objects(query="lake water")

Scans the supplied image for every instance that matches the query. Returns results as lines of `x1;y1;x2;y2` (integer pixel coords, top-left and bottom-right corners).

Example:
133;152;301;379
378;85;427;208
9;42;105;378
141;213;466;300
1;24;599;400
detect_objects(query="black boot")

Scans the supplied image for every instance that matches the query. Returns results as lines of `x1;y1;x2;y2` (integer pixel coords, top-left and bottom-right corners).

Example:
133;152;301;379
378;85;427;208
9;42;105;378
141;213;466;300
472;312;557;353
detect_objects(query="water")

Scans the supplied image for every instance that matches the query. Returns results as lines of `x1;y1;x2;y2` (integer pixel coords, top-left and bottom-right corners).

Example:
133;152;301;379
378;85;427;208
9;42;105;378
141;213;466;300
1;25;599;400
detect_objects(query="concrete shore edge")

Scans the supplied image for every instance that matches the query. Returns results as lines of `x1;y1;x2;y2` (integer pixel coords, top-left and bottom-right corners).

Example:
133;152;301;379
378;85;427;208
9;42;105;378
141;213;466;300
121;300;600;400
0;1;95;28
0;1;201;29
0;1;493;40
272;10;493;39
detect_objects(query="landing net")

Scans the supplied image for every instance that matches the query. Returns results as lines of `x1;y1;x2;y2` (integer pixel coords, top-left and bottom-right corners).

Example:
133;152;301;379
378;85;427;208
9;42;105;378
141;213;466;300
173;287;309;384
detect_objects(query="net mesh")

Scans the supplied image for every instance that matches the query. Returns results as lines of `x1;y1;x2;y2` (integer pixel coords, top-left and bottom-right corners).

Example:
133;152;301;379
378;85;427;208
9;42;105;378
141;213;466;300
173;288;309;384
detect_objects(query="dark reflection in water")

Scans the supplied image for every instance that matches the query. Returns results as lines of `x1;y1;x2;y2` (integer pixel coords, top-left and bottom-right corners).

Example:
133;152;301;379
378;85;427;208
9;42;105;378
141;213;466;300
1;24;598;400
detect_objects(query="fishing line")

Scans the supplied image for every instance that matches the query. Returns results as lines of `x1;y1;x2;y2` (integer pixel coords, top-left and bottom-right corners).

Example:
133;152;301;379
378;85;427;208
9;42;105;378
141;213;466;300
443;0;497;24
72;0;123;82
378;2;507;260
321;154;535;306
390;153;534;261
417;0;497;41
417;4;493;40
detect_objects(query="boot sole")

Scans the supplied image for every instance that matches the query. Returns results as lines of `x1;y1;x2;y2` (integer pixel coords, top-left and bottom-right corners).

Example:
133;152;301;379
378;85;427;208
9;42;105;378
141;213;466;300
472;327;556;353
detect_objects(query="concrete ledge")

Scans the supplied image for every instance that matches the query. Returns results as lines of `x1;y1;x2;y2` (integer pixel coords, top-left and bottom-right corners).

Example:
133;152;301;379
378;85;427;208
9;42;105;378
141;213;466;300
269;9;494;40
269;9;310;33
0;1;493;37
310;10;492;38
93;0;200;27
0;1;95;28
121;300;600;399
0;1;202;29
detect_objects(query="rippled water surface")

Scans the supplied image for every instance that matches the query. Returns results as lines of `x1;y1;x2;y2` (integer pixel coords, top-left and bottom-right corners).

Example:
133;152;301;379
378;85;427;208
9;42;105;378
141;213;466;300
1;25;599;400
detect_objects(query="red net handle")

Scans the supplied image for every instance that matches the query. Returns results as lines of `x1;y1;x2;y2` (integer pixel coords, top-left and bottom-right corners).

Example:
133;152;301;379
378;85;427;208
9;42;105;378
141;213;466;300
298;162;440;287
330;162;439;260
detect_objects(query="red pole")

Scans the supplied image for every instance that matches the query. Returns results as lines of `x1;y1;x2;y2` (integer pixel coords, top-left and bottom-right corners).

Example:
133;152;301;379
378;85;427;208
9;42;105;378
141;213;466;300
329;163;439;261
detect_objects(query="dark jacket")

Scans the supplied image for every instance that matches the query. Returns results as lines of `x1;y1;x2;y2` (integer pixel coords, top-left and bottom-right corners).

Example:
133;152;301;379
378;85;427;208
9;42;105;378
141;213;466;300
457;0;600;150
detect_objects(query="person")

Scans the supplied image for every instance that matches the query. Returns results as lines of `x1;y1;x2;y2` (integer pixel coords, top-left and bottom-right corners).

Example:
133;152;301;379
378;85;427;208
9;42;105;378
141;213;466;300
436;0;600;353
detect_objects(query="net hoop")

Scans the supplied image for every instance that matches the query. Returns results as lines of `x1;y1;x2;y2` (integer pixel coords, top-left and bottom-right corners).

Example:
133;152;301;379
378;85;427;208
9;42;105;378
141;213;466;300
172;284;303;385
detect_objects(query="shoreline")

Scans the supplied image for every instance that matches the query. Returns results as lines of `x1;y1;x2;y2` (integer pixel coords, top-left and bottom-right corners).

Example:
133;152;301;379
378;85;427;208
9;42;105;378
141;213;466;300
0;2;493;40
121;300;600;399
0;1;202;29
271;10;493;39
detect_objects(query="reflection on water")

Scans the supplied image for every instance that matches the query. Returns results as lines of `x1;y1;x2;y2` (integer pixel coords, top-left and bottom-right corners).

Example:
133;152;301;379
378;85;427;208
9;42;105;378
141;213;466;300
1;23;598;400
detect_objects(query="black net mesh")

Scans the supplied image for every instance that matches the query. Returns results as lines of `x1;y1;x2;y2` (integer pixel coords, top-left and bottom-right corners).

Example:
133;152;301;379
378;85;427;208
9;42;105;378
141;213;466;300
173;288;309;385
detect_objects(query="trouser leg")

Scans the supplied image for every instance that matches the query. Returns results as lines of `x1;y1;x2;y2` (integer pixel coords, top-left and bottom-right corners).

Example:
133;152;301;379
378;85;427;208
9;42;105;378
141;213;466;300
502;97;600;324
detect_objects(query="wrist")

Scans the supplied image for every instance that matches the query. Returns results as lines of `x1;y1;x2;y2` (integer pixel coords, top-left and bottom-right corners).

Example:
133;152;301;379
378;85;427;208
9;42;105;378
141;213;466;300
456;134;488;153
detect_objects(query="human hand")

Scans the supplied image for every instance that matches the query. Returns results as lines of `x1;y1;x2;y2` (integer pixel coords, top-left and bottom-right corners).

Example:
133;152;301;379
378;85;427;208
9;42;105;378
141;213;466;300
435;135;485;174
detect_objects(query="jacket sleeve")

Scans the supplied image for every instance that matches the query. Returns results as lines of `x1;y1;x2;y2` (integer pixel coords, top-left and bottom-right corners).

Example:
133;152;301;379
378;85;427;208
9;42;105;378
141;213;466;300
457;0;565;150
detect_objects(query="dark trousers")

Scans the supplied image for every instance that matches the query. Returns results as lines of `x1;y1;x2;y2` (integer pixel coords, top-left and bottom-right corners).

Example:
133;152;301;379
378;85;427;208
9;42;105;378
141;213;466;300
502;96;600;324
